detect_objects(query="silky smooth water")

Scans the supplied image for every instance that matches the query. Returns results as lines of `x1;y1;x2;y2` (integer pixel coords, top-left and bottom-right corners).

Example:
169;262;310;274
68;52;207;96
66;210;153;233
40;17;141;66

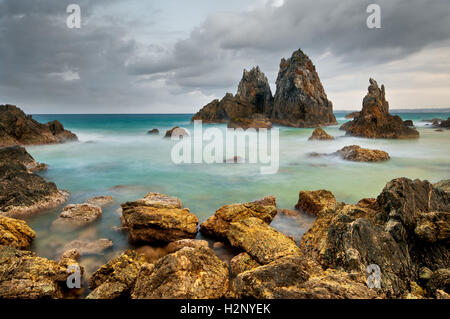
24;111;450;277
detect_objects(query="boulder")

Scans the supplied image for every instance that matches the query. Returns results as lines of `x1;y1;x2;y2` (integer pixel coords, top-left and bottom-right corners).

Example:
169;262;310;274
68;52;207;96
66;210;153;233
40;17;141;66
52;204;102;231
164;127;188;138
165;239;209;254
0;246;82;299
192;67;273;124
308;128;334;141
0;161;69;218
0;104;78;146
340;79;419;139
270;49;337;128
227;217;301;265
200;196;277;240
0;215;35;249
121;193;198;244
131;247;229;299
295;189;337;216
87;250;148;299
335;145;390;162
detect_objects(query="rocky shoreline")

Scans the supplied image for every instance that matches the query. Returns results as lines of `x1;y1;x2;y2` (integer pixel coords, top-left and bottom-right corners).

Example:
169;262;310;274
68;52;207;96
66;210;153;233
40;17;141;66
0;147;448;299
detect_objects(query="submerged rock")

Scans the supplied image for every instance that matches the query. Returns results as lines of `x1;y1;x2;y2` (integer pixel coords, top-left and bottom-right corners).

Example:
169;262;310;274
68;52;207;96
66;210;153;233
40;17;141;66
121;193;198;244
85;196;115;207
0;161;69;218
335;145;390;162
147;128;159;135
0;215;35;249
131;246;229;299
0;246;82;299
165;239;209;253
59;239;113;257
200;196;277;240
308;128;334;141
340;79;419;139
227;217;301;265
270;49;337;128
52;204;102;231
0;104;78;147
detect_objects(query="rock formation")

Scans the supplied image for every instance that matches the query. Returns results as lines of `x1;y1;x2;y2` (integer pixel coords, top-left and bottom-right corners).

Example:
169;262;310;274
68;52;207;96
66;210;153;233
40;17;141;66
121;192;198;244
58;238;113;257
192;50;338;128
0;156;69;218
0;104;78;147
147;128;159;135
0;215;36;248
164;126;188;138
308;128;334;140
200;196;277;240
341;79;419;138
0;246;82;299
270;49;337;127
295;190;337;216
335;145;390;162
0;146;46;172
192;67;274;126
345;111;360;119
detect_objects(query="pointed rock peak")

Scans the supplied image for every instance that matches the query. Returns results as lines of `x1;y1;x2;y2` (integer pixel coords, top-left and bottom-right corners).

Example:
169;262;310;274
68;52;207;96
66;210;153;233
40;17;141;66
363;78;389;114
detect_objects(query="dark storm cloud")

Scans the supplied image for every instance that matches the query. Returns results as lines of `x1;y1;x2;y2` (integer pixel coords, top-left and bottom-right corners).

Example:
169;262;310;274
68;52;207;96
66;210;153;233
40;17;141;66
0;0;449;112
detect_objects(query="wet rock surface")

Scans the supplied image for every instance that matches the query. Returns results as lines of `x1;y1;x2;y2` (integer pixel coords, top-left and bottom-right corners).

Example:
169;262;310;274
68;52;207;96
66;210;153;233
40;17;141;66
121;193;198;244
341;79;419;139
200;196;277;240
131;246;229;299
0;104;78;147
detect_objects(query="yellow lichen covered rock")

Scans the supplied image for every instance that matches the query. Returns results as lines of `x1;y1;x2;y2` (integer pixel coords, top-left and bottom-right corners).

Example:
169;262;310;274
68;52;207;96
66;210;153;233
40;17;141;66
0;215;35;248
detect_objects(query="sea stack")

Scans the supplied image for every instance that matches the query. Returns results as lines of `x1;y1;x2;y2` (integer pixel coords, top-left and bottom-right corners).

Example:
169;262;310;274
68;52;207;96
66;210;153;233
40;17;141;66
191;66;273;125
340;79;419;139
270;49;337;127
0;104;78;147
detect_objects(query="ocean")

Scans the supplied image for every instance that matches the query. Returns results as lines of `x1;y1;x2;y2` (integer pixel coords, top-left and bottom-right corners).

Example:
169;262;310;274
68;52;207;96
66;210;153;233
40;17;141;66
25;111;450;279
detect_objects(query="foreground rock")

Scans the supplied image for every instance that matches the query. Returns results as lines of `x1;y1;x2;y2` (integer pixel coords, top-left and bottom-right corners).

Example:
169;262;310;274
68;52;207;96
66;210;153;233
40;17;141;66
0;246;82;299
300;178;449;298
131;247;229;299
227;217;301;265
440;117;450;128
341;79;419;139
87;250;148;299
192;67;273;124
52;204;102;231
0;215;35;248
0;160;69;218
121;193;198;244
308;128;334;141
0;146;46;172
336;145;390;162
200;196;277;240
270;49;337;128
0;104;78;147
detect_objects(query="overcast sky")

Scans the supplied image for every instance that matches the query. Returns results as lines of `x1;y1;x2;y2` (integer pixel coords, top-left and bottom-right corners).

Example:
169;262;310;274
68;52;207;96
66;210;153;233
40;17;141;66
1;0;449;114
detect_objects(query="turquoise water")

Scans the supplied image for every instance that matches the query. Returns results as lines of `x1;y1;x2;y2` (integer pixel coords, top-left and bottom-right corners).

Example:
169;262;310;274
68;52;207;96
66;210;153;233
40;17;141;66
24;111;450;278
